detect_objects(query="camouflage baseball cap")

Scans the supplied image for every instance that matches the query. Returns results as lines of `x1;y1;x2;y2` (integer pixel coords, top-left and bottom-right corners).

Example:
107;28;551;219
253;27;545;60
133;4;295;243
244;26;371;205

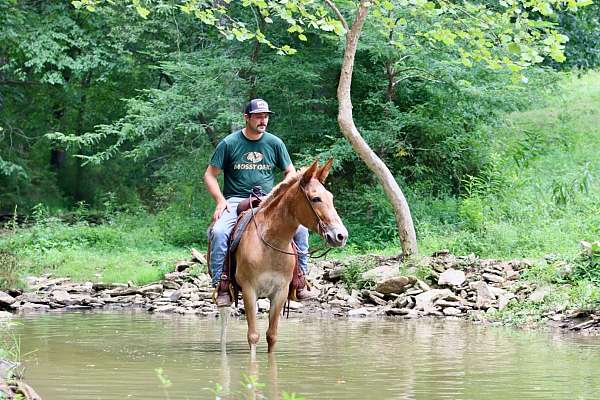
244;98;273;114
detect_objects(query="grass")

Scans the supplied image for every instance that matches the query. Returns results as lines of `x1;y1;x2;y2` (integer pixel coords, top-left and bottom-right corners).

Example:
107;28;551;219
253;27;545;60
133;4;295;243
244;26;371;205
412;70;600;260
0;213;190;286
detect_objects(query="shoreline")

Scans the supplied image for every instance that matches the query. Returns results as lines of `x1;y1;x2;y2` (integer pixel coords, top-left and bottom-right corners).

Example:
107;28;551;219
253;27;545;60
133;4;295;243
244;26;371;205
2;251;599;334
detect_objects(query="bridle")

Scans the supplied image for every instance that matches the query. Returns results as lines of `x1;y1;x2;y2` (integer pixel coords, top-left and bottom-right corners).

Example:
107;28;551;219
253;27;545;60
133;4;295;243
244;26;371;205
249;181;333;258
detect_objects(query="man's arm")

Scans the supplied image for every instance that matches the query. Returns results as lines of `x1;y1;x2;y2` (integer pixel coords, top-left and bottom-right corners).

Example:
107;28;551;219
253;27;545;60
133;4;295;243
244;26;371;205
204;165;229;222
283;163;296;178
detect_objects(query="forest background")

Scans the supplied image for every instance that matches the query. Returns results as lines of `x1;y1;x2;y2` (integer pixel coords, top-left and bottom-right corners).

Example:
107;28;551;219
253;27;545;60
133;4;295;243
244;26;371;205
1;0;600;289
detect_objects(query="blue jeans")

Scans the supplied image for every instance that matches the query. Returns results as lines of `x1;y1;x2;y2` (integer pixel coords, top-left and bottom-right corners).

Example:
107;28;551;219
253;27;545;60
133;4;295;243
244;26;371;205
208;197;309;287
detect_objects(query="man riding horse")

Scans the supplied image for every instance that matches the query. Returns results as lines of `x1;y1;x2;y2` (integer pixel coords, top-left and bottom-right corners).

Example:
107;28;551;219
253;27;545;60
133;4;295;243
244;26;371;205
204;98;319;307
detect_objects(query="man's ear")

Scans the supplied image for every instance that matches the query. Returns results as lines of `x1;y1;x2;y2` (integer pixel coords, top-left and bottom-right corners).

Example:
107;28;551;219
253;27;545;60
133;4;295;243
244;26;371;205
316;158;334;184
301;160;319;186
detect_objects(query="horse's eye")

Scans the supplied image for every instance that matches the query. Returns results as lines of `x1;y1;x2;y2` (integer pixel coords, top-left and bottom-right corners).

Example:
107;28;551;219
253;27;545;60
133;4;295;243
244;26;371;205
311;197;322;203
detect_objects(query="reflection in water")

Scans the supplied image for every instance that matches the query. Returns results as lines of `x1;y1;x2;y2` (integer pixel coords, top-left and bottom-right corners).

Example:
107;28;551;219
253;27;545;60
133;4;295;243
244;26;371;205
11;311;600;399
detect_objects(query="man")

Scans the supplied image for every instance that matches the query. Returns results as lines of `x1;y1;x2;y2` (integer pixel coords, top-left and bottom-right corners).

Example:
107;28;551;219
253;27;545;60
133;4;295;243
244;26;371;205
204;98;318;306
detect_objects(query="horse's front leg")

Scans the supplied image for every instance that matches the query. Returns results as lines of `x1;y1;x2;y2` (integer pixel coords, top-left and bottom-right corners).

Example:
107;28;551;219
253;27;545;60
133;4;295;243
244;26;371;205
266;289;288;353
242;289;259;357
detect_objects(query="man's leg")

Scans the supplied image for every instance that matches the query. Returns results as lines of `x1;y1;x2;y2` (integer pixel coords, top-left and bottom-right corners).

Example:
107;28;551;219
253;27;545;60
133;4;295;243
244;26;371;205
208;197;244;305
293;225;319;300
293;225;309;275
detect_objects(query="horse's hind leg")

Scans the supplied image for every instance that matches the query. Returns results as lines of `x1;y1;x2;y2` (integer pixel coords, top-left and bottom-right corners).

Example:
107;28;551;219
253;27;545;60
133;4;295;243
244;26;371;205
242;290;259;357
266;290;288;353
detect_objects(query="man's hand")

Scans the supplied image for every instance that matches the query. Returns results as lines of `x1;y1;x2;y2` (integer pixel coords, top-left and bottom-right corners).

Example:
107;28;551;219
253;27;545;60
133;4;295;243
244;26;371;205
212;199;229;223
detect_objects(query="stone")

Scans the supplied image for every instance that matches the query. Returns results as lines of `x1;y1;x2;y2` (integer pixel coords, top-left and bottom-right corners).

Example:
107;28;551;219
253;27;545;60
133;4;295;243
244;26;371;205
348;307;371;317
0;311;12;323
414;289;455;313
17;302;50;312
93;282;127;291
169;290;182;302
469;281;496;309
191;248;207;264
51;290;78;305
0;291;16;307
482;273;505;284
17;293;46;304
416;279;431;291
366;292;387;306
438;269;466;286
375;276;411;294
385;308;410;316
139;284;163;294
257;298;270;311
443;307;462;316
155;305;176;313
324;266;344;281
361;263;400;282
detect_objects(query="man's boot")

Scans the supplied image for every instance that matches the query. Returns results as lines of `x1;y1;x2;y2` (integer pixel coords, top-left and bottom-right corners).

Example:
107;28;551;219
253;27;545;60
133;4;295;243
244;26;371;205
295;274;320;301
215;274;232;307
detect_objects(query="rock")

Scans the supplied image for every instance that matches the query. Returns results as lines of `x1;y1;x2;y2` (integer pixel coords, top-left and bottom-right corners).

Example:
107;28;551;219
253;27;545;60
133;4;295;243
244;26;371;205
50;290;77;305
154;305;176;313
361;263;400;282
169;290;182;302
443;307;462;316
257;298;270;311
528;286;552;303
175;260;194;272
17;302;50;312
288;301;303;310
482;273;505;284
139;284;163;294
93;282;127;291
414;289;455;313
438;269;466;286
0;291;16;307
375;276;411;294
346;296;361;308
17;293;46;304
348;307;371;317
469;281;496;309
416;279;431;291
191;248;207;264
0;311;12;320
323;266;344;281
385;308;410;316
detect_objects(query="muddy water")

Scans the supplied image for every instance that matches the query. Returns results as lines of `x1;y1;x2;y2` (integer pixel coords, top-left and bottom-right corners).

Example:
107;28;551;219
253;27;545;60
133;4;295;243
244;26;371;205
11;311;600;399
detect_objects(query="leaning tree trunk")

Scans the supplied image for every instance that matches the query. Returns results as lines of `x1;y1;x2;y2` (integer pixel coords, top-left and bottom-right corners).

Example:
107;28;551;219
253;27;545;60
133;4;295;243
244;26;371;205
335;1;418;255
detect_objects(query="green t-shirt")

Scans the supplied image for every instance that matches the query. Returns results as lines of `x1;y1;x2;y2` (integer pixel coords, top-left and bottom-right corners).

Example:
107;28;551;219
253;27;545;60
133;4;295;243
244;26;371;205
209;130;292;199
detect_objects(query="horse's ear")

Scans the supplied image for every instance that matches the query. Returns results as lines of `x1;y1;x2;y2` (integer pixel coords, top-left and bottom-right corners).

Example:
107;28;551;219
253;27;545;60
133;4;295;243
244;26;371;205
317;158;334;184
301;160;319;186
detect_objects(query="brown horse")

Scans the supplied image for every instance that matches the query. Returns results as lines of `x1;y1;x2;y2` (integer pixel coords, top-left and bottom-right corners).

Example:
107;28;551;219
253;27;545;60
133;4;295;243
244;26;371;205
234;159;347;355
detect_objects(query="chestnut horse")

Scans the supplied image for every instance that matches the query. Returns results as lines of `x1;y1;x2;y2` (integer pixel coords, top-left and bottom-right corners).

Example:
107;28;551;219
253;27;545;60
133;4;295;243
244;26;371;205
234;159;348;355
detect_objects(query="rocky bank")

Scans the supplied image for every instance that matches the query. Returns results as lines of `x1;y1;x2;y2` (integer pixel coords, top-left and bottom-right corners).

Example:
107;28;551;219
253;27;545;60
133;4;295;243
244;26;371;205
1;249;599;333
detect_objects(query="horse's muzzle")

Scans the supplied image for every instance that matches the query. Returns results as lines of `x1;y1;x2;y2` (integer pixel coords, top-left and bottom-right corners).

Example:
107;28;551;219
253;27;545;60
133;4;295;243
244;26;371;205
323;224;348;247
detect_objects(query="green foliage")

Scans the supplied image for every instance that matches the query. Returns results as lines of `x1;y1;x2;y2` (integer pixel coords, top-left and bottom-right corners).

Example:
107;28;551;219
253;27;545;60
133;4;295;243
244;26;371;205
0;250;23;290
341;258;376;290
572;242;600;285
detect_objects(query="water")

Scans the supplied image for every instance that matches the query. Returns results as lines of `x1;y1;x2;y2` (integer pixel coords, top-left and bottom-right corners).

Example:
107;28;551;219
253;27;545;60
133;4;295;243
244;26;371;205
10;311;600;399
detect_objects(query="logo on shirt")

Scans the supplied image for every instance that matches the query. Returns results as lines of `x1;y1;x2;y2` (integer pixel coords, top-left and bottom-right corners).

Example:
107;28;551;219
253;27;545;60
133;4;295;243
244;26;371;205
234;151;273;171
244;152;264;163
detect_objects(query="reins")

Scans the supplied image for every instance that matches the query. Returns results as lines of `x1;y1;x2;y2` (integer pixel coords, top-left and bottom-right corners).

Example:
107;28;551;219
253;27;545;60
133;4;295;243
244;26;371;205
248;184;333;259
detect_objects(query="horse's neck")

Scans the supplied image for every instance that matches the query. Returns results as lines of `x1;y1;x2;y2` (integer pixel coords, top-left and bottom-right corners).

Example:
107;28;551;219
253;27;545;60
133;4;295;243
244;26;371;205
257;190;300;246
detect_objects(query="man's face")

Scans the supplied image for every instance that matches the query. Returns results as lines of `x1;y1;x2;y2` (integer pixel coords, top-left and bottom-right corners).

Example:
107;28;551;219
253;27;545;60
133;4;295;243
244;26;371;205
245;112;269;133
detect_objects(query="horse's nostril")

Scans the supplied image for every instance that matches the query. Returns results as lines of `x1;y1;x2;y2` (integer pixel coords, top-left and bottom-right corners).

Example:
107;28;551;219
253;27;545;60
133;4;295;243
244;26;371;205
325;233;332;242
337;233;345;242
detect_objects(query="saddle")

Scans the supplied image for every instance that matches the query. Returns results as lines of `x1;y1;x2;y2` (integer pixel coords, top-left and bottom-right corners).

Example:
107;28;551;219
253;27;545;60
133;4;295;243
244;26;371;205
216;187;307;307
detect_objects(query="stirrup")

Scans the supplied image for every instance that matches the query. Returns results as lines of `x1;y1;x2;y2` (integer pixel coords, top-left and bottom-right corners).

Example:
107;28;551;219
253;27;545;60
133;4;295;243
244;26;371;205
212;275;234;306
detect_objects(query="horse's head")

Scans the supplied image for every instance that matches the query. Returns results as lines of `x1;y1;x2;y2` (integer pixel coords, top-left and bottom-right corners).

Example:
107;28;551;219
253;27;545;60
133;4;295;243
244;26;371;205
299;159;348;247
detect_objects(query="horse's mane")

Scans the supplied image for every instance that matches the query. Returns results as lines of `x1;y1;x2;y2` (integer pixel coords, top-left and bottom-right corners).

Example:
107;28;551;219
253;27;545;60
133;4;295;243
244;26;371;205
259;168;305;210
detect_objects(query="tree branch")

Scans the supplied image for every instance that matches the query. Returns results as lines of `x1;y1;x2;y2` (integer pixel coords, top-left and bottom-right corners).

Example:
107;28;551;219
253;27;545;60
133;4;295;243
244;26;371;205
323;0;349;32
